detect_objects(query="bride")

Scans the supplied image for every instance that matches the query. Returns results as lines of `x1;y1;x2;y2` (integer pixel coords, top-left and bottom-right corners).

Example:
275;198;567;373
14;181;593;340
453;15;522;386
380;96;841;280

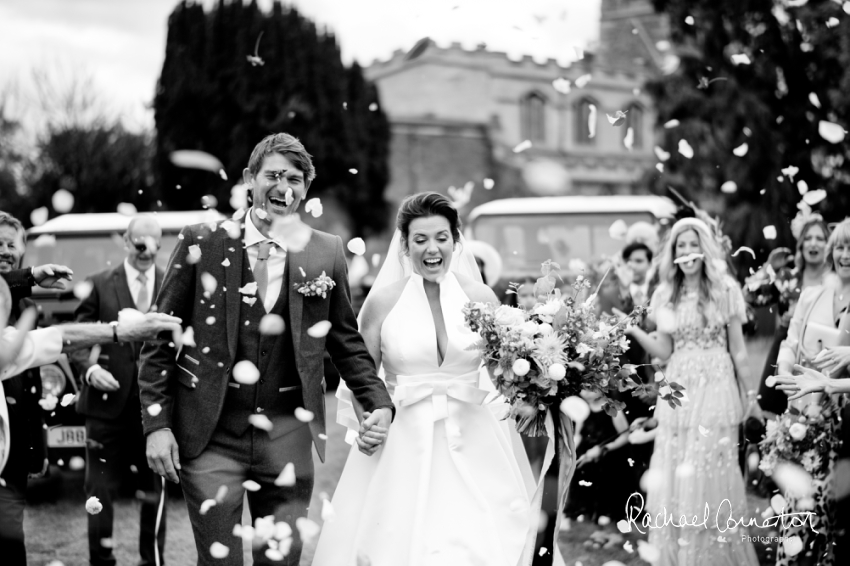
312;192;555;566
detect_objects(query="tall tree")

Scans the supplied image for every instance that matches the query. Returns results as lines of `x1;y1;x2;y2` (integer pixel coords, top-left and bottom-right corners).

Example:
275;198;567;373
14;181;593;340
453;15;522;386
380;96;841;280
645;0;850;269
154;0;391;235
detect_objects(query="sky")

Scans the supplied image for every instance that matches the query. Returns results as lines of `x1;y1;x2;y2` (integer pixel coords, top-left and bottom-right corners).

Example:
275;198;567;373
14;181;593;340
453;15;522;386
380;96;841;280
0;0;601;131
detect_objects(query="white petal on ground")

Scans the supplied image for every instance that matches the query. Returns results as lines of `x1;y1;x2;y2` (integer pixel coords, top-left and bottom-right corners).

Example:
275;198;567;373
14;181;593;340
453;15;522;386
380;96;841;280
232;360;260;385
307;321;332;338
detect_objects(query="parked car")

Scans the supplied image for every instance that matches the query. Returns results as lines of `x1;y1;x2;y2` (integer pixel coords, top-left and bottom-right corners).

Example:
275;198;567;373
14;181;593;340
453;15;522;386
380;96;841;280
24;210;225;475
465;195;677;285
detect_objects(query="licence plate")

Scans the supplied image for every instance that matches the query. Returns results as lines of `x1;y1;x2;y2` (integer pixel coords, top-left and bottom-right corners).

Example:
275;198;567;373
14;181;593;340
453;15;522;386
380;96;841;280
47;426;87;448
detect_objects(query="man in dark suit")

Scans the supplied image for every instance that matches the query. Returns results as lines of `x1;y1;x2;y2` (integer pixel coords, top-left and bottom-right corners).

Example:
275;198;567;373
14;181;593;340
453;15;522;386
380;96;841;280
139;133;394;566
70;215;167;566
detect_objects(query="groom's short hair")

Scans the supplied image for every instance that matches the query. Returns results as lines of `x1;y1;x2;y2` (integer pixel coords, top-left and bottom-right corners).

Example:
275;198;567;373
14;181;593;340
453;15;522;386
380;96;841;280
247;133;317;187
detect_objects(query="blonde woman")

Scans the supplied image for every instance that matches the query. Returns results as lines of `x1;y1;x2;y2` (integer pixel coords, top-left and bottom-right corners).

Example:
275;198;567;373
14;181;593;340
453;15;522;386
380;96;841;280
624;218;758;566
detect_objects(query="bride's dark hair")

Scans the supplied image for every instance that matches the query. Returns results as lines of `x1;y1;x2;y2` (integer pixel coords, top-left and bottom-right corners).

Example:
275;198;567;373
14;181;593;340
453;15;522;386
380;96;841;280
397;192;462;244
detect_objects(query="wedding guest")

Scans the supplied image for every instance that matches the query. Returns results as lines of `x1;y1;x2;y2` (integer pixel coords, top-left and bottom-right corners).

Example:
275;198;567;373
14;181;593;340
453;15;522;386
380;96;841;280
623;217;758;566
746;212;829;417
69;215;167;566
768;218;850;566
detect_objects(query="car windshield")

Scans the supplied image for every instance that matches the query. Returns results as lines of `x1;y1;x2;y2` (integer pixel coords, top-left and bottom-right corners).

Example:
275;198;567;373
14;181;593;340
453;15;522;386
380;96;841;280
470;212;657;277
25;233;179;288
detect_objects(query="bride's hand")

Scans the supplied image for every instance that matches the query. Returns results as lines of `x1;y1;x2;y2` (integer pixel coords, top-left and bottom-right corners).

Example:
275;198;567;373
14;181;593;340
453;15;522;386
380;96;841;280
773;365;831;401
356;408;391;456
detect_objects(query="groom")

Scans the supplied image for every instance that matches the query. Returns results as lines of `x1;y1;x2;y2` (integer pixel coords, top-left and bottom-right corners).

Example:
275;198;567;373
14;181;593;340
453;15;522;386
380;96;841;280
138;133;394;565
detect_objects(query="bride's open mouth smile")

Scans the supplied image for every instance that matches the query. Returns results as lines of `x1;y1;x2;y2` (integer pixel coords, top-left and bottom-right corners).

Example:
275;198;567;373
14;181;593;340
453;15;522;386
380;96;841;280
422;257;443;271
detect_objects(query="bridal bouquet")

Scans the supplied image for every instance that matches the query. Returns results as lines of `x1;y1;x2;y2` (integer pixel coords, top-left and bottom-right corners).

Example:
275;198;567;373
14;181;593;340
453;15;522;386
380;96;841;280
463;260;683;436
759;403;835;479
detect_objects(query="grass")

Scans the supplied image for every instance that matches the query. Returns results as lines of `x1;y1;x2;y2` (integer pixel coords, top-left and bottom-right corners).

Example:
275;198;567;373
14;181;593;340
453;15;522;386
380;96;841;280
24;337;777;566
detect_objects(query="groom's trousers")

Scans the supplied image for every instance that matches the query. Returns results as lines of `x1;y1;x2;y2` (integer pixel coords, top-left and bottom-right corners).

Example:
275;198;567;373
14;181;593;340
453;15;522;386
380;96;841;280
180;416;315;566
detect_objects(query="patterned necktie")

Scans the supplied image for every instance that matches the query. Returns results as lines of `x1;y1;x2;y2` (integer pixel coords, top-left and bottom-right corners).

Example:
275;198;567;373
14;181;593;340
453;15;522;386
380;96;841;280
136;273;150;312
254;241;274;306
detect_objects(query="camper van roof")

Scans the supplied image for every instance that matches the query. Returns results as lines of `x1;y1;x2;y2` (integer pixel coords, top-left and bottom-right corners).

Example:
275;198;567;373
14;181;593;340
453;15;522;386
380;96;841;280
468;195;677;222
27;210;227;236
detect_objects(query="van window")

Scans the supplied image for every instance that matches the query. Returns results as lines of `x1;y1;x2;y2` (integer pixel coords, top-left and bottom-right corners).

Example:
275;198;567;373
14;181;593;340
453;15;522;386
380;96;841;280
26;233;180;282
471;212;655;277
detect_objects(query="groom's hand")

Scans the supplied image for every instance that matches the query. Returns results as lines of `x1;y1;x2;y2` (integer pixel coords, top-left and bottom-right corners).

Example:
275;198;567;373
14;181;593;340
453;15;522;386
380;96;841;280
357;407;392;456
146;429;181;483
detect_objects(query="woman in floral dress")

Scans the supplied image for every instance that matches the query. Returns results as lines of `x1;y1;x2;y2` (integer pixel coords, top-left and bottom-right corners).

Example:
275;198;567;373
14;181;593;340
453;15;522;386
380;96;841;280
624;217;758;566
746;212;829;417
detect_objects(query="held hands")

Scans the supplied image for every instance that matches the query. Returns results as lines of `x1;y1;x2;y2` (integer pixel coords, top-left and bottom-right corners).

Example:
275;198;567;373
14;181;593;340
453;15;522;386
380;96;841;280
146;429;181;483
356;407;392;456
773;364;831;401
32;264;73;290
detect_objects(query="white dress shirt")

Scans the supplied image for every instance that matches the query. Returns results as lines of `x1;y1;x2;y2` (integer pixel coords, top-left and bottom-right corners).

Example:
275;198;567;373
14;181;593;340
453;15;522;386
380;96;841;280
245;210;287;312
124;260;156;310
1;326;63;474
630;281;650;306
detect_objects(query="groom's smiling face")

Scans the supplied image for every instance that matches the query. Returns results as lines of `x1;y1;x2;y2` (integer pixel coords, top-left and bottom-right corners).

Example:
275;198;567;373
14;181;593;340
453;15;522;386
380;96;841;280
244;152;307;229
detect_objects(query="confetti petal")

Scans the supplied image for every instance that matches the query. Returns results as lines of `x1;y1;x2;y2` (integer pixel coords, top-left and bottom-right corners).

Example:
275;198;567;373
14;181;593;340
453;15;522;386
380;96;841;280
797;180;809;195
513;140;532;153
117;202;138;216
782;165;799;180
663;119;680;129
233;360;260;385
274;463;296;487
733;143;749;157
763;225;777;240
809;93;821;108
678;139;694;159
616;519;632;533
52;189;75;213
559;396;590;423
731;53;751;65
86;496;103;514
60;393;76;407
210;542;230;559
574;74;592;88
608;219;628;240
720;181;737;194
552;77;571;94
783;536;803;558
818;120;845;144
248;414;273;431
170;150;225;174
259;314;285;335
483;178;495;190
802;189;826;206
187;245;202;264
295;517;320;544
201;273;218;297
637;540;660;563
654;146;671;162
147;403;163;416
295;407;315;423
347;237;366;256
30;206;49;227
239;282;258;296
73;281;94;301
304;198;323;218
242;480;261;492
200;499;217;515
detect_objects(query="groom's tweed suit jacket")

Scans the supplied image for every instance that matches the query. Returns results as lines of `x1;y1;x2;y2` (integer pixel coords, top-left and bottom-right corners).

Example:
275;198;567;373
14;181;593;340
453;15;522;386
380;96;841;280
138;220;393;461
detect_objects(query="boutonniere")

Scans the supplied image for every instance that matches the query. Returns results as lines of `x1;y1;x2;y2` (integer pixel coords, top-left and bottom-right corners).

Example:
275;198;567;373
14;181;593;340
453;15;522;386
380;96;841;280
294;271;336;299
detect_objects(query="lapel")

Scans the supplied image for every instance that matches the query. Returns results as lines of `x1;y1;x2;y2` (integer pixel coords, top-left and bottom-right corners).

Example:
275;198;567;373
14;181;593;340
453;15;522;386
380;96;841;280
287;236;312;356
112;264;136;311
225;227;245;362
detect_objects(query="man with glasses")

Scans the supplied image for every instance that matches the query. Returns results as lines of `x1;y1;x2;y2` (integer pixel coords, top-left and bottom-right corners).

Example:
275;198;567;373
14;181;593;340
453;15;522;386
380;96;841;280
69;214;167;566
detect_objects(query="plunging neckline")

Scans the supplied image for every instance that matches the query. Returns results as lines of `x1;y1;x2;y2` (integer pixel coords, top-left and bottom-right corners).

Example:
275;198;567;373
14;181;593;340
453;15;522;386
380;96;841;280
413;273;451;369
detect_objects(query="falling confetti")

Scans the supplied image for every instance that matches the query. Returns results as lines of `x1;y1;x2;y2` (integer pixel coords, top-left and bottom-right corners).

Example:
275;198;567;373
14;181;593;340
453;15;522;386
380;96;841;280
574;74;592;88
187;245;202;264
732;246;756;260
247;31;265;66
699;425;710;437
201;195;218;209
307;320;332;338
783;536;804;558
349;168;358;174
201;273;218;297
802;189;826;205
242;480;261;492
248;414;273;431
210;542;230;559
616;519;631;533
69;456;85;470
239;281;258;296
678;139;694;158
797;180;809;195
637;540;660;563
39;394;58;411
448;182;474;208
60;393;76;407
685;15;695;25
809;92;821;108
275;463;297;487
233;361;260;385
781;165;799;180
295;407;315;422
483;178;495;190
552;77;571;94
86;496;103;515
170;150;226;177
559;396;590;423
259;314;285;335
654;146;671;162
731;53;751;65
200;499;217;515
73;281;94;300
52;189;75;213
664;119;680;129
347;237;366;255
818;120;846;143
304;198;323;218
763;225;778;240
295;518;321;544
733;143;749;157
606;110;628;126
720;181;737;194
609;219;628;240
513;140;532;153
117;202;138;216
369;102;378;111
147;404;163;417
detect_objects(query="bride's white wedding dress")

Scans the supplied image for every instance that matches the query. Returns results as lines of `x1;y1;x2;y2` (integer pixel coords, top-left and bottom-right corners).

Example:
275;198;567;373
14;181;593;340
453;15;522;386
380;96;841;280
311;272;544;566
